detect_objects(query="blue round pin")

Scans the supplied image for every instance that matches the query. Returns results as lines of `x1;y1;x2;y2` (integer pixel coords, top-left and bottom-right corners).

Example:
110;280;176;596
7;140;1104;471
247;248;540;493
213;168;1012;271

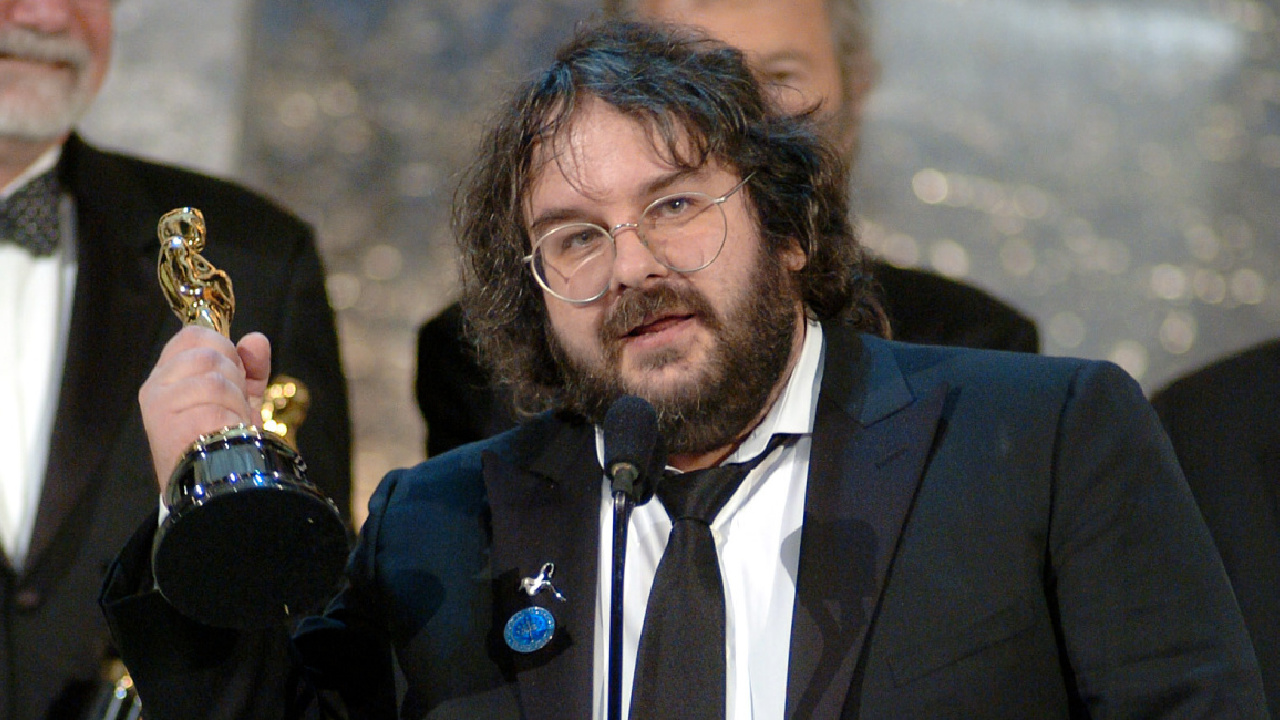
504;606;556;653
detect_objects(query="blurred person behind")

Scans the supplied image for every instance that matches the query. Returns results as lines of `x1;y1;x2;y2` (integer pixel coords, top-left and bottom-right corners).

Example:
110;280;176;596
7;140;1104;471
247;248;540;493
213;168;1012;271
1152;339;1280;718
0;0;351;717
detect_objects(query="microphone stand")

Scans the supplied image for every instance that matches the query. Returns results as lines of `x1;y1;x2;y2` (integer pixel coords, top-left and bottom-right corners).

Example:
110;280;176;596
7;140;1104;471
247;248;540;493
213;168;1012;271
607;488;633;720
601;395;661;720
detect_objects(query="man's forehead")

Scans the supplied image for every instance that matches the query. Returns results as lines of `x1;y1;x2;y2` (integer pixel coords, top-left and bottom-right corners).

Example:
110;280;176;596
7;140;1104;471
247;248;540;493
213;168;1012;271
636;0;833;40
638;0;759;15
632;0;839;97
526;101;708;201
631;0;848;150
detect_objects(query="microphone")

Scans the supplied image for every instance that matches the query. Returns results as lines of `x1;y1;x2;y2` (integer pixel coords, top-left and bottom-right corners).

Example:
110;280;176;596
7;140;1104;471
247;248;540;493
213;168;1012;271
602;394;664;720
603;395;663;505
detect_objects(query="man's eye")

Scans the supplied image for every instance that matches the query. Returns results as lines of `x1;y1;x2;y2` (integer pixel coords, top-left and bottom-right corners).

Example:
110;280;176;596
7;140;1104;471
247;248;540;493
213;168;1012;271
759;61;807;86
652;195;696;217
556;228;604;252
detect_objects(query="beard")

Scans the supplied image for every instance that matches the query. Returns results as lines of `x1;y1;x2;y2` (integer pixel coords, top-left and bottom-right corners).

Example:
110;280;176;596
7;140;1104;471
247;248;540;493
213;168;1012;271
550;248;801;455
0;28;97;141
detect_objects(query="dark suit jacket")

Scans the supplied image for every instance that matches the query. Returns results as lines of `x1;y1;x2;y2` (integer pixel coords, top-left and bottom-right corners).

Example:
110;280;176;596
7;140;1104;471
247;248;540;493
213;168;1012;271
103;328;1266;719
1152;339;1280;719
2;136;351;720
417;262;1040;457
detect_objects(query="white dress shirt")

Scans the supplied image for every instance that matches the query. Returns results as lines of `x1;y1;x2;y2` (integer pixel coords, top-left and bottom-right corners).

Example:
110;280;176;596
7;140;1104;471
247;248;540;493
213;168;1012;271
592;321;825;719
0;147;76;571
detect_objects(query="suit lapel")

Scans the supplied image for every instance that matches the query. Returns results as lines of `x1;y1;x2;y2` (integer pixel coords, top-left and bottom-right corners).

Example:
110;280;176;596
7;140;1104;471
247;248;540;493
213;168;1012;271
25;136;170;575
785;329;948;719
484;415;602;720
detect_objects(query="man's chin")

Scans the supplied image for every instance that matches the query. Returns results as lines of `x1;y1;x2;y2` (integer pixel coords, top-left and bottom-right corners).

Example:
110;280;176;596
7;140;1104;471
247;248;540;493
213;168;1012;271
620;380;699;411
0;88;89;141
617;357;706;400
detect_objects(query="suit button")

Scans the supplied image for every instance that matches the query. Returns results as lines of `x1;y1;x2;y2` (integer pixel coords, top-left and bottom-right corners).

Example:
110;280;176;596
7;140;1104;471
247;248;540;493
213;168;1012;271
13;588;41;611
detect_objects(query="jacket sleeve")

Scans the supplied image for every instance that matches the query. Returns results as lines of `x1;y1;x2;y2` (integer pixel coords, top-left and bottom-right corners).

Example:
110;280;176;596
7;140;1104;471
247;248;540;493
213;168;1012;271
1047;361;1267;716
99;484;399;719
99;512;303;720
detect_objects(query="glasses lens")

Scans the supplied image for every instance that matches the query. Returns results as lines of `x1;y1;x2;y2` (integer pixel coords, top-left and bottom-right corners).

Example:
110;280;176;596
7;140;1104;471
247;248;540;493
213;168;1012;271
533;224;615;301
640;193;726;272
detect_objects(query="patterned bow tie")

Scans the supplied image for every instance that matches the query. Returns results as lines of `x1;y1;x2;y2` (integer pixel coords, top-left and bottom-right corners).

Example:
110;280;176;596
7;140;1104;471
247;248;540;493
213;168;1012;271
0;171;63;257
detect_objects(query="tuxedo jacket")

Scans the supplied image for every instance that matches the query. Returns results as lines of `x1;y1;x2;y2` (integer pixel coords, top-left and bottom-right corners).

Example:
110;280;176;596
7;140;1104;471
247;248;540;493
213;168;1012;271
1152;339;1280;718
2;136;351;720
417;262;1040;457
103;328;1266;719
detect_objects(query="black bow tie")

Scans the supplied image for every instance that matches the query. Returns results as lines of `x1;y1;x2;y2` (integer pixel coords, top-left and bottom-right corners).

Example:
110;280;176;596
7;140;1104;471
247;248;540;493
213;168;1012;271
0;171;63;257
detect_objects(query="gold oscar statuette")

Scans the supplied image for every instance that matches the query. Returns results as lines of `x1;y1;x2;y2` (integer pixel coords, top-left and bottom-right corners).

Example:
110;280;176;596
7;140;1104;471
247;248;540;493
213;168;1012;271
151;208;348;630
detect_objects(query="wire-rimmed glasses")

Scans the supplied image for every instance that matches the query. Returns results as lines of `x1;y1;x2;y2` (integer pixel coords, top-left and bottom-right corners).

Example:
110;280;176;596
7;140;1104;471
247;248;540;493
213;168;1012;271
524;173;754;303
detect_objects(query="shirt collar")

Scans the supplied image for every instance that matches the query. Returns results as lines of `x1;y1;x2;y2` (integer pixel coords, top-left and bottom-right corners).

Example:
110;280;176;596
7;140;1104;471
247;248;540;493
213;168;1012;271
723;319;824;463
1;145;63;200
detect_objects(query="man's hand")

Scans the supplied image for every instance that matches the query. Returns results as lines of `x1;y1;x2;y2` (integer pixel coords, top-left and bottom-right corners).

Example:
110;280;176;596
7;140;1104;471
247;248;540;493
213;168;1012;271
139;326;273;491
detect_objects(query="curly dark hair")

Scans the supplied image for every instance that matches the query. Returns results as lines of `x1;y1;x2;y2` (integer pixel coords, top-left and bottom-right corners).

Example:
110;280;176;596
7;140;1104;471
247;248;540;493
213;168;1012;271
455;20;885;415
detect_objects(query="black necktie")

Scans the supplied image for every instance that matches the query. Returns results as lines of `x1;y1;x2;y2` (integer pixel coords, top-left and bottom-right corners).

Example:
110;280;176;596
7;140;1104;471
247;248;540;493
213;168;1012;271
0;171;62;257
629;436;787;719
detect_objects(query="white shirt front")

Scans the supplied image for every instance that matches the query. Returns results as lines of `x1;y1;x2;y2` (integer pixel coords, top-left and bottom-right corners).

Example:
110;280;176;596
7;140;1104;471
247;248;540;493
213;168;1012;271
0;148;77;571
592;321;826;719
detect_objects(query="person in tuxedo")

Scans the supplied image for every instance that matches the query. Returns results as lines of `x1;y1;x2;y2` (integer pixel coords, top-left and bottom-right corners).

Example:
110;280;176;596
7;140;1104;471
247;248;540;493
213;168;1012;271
103;22;1263;719
0;1;351;717
417;0;1038;458
1151;339;1280;718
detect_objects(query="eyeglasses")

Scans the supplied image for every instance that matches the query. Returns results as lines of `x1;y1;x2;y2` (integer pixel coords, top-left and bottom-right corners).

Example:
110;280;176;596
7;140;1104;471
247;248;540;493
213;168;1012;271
524;174;754;303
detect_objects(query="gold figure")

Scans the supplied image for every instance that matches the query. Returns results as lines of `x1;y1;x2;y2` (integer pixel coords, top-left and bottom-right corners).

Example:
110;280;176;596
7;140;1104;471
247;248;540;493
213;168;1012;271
156;207;309;441
151;208;345;631
261;375;310;449
157;207;234;337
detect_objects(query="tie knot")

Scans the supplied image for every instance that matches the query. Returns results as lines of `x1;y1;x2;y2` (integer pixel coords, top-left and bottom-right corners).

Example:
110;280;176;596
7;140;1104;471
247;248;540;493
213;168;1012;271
0;171;63;257
656;434;787;524
657;463;751;524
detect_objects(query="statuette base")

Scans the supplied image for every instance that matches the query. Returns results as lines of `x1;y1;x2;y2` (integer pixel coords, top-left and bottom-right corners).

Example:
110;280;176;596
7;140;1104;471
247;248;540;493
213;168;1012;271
153;426;348;629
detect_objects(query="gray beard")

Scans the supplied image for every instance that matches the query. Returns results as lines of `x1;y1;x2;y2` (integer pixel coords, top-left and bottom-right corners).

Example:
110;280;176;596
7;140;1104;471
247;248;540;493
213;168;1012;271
551;252;800;456
0;29;95;141
0;86;92;141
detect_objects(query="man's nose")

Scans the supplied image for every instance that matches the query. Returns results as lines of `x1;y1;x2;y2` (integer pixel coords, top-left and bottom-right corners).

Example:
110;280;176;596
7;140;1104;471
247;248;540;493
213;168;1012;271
609;224;670;290
3;0;76;32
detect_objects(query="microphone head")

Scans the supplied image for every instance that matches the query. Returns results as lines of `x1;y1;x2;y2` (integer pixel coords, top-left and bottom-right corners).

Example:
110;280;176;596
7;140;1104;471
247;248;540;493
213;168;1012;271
602;395;663;503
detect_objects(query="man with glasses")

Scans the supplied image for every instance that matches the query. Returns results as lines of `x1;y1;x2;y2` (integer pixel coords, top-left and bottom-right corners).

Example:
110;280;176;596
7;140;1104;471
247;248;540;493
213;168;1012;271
416;0;1038;460
104;21;1264;719
0;0;350;717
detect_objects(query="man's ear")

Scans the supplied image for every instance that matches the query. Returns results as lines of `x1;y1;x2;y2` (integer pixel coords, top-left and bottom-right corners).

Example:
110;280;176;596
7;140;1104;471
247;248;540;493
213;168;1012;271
782;236;808;272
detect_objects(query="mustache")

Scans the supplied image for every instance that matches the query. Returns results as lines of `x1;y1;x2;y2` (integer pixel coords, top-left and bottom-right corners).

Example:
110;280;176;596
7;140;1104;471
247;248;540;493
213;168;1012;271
0;28;92;69
600;283;720;340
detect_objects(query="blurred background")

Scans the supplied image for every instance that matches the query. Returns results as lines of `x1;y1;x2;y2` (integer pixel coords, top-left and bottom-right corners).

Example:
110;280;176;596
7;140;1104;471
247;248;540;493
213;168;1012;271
81;0;1280;523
